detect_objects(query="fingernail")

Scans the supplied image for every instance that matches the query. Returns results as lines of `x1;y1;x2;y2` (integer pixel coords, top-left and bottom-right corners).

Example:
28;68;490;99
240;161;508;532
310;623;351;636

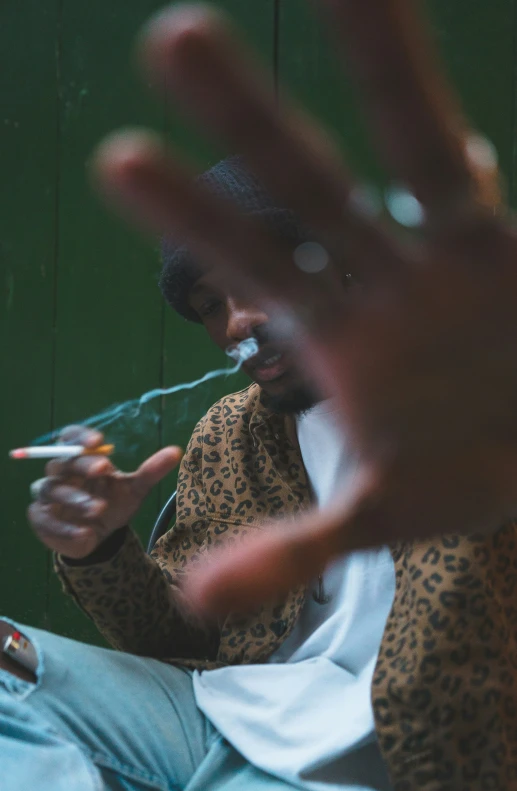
30;479;46;500
70;493;92;508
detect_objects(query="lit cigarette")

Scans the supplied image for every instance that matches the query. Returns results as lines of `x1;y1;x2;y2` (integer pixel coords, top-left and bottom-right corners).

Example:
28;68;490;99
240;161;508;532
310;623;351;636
9;444;114;460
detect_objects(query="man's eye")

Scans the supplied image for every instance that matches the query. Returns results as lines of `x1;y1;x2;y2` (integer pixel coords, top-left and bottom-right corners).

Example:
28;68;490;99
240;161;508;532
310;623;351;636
199;298;222;317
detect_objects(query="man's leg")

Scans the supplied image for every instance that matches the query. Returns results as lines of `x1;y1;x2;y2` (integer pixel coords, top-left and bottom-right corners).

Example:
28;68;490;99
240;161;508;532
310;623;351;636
186;735;389;791
0;618;215;791
186;736;302;791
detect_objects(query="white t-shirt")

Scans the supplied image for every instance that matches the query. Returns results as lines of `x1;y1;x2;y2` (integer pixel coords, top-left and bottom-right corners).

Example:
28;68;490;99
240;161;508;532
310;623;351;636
193;401;395;790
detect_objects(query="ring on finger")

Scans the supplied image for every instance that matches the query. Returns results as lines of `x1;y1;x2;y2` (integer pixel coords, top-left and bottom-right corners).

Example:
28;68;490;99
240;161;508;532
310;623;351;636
385;133;505;235
30;478;50;501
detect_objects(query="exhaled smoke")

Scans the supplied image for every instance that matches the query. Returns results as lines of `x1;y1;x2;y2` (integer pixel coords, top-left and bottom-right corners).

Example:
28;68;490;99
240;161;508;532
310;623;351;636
32;339;259;448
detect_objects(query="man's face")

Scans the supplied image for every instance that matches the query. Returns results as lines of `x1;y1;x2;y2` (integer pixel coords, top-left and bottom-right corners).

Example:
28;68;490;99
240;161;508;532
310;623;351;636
188;276;318;414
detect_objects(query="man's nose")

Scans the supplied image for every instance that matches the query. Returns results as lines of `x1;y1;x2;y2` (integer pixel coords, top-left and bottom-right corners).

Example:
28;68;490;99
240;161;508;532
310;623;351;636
226;297;269;342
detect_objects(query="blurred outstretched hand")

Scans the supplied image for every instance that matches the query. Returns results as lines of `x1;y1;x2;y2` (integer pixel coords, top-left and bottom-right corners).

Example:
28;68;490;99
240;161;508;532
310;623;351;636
92;1;517;615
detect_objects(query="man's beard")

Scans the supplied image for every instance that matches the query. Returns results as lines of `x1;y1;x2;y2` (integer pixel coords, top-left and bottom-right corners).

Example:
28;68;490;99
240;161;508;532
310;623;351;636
261;383;319;416
249;325;320;415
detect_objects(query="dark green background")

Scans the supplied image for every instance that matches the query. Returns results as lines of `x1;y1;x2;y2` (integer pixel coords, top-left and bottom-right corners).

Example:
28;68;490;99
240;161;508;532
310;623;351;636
1;1;515;645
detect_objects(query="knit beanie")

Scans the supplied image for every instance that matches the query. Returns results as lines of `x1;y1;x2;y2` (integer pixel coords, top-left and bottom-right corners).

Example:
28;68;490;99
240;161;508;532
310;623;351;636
159;155;308;322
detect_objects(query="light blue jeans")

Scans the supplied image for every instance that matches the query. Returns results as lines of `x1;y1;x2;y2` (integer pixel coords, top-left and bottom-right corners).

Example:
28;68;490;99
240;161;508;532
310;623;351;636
0;618;299;791
0;618;393;791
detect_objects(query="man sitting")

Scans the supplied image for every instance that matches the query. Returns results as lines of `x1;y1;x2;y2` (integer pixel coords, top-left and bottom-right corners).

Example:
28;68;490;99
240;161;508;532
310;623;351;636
1;157;514;791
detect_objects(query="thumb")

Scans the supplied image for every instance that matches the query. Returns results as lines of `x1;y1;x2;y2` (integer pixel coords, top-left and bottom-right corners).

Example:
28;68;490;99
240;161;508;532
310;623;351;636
132;445;183;498
182;470;383;618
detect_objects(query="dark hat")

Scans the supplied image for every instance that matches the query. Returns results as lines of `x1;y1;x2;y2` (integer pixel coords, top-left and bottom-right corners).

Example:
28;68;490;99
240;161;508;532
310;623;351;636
159;155;308;322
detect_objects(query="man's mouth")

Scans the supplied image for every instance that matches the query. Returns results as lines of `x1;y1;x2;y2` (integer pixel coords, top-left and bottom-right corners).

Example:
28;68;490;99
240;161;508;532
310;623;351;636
248;348;287;382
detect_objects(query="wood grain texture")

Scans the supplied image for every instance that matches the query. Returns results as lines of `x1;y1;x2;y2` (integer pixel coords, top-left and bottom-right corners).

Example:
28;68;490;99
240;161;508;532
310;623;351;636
278;1;515;193
0;0;60;628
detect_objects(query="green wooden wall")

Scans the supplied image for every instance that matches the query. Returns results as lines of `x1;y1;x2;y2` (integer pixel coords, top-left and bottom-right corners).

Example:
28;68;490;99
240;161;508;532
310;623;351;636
1;1;515;645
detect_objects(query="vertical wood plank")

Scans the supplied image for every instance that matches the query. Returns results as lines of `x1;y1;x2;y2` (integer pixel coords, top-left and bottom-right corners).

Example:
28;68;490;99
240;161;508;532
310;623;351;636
47;0;170;642
509;0;517;205
0;1;60;626
430;1;515;193
278;1;515;189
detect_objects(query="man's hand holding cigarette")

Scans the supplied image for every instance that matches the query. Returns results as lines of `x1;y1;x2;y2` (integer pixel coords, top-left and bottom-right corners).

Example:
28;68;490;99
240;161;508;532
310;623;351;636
27;426;181;559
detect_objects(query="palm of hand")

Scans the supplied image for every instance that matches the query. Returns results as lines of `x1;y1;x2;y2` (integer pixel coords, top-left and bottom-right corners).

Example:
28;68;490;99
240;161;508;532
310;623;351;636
317;224;517;547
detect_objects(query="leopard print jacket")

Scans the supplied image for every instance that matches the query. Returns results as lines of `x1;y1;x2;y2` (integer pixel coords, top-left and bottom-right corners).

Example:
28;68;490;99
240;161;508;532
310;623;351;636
55;384;517;790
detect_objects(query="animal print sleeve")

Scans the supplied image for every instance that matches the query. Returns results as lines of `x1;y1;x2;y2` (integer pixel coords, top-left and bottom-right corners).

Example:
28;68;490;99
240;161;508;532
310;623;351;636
54;420;220;662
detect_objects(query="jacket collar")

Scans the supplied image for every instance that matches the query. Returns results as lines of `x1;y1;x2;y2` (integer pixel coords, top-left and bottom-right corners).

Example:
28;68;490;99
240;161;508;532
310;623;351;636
247;383;311;510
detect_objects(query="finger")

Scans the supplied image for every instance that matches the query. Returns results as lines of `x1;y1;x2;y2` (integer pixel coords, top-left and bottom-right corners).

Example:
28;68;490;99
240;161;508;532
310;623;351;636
59;425;104;449
30;478;49;501
30;476;105;515
30;476;62;504
45;454;114;479
130;446;184;499
92;131;351;317
38;482;105;518
182;476;385;617
140;4;348;232
317;0;473;211
138;4;406;282
27;503;100;558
